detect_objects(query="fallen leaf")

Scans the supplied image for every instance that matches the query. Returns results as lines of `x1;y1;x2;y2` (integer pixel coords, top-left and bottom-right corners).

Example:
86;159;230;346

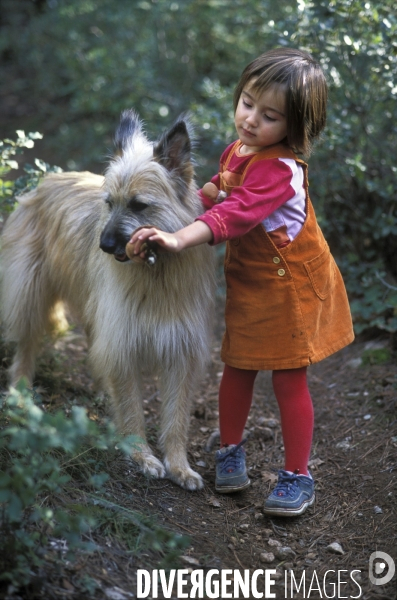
62;579;74;591
261;472;278;483
208;496;221;507
308;458;325;469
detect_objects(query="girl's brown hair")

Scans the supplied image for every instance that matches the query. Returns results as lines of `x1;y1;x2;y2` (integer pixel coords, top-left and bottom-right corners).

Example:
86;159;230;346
233;48;327;156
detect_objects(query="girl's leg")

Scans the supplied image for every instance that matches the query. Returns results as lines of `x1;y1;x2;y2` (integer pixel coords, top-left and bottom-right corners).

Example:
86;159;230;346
218;364;258;446
272;367;314;475
215;364;257;493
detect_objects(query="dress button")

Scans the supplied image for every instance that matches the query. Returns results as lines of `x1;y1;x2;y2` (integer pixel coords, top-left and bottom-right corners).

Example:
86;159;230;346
278;268;286;277
273;256;281;264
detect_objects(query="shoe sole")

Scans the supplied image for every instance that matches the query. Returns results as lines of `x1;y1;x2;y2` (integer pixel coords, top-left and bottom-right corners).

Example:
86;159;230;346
215;479;251;494
263;492;315;517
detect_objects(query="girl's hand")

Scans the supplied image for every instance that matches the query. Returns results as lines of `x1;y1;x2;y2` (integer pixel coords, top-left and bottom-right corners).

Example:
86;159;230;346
127;227;181;258
127;220;213;261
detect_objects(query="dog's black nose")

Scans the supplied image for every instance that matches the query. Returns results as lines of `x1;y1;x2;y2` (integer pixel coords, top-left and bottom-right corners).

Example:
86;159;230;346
99;230;118;254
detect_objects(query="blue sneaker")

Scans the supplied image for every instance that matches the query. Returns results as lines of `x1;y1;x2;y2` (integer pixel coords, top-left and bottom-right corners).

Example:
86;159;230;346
215;440;250;493
263;470;315;516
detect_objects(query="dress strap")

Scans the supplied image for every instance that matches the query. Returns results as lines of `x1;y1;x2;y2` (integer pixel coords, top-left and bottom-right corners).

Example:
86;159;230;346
241;144;303;180
222;140;241;172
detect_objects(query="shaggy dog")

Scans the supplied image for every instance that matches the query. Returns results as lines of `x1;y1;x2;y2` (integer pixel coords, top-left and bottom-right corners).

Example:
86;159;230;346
1;111;215;490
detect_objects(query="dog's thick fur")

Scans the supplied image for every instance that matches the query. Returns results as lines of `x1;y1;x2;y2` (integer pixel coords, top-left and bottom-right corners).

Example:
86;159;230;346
1;111;215;490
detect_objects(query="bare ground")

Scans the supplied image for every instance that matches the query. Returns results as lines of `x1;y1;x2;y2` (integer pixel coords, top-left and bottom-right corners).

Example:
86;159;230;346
0;294;396;600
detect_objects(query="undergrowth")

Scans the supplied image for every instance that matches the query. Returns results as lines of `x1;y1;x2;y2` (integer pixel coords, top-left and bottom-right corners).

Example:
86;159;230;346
0;383;189;593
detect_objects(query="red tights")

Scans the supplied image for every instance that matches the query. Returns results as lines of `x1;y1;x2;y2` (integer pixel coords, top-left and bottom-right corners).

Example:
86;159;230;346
218;364;313;475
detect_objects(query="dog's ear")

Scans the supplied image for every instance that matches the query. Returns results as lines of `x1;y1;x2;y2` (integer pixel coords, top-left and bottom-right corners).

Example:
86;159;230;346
114;109;143;155
153;117;194;184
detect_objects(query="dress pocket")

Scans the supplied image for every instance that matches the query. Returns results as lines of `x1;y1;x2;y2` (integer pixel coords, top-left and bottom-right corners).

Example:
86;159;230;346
304;247;336;300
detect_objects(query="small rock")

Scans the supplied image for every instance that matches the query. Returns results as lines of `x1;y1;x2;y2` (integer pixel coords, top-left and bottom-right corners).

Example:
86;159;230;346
273;570;283;580
326;542;345;555
195;460;207;467
260;552;275;563
254;512;264;520
262;528;273;537
336;439;351;451
261;427;274;440
238;523;249;531
363;414;371;421
181;555;200;566
49;539;68;552
258;417;279;428
306;552;316;560
276;546;296;560
374;505;383;514
268;538;282;548
347;358;362;368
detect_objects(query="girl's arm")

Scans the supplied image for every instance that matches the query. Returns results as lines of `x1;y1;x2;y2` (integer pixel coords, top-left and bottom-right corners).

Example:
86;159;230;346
196;158;299;245
128;220;213;258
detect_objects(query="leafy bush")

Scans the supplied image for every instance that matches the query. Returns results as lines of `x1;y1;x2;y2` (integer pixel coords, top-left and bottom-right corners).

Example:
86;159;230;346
0;131;62;221
341;258;397;334
0;383;188;590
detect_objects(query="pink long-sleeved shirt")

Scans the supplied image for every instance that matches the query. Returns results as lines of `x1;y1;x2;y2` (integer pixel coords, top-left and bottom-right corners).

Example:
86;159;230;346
196;142;306;246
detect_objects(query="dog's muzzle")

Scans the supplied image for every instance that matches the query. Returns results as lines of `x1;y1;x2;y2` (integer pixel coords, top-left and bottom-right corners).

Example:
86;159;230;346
99;230;129;262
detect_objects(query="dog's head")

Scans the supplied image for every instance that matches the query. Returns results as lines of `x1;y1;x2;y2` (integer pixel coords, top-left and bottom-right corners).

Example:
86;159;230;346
99;110;201;263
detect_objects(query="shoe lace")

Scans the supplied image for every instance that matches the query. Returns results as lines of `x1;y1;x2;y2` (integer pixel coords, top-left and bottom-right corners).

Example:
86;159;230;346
218;439;247;474
274;472;300;497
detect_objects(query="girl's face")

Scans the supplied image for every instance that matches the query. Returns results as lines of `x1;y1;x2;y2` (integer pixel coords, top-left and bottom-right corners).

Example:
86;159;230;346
234;82;288;154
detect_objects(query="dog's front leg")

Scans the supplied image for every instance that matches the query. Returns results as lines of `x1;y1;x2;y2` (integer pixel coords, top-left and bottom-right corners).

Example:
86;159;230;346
108;374;166;480
158;363;204;491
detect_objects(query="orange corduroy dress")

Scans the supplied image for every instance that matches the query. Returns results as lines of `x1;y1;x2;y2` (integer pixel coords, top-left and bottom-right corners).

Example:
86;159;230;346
219;142;355;371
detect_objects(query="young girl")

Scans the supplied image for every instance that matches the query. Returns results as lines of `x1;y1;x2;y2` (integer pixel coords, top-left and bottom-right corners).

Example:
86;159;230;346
130;48;354;516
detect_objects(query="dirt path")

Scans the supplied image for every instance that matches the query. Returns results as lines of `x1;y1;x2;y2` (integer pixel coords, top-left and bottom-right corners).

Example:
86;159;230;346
1;297;396;599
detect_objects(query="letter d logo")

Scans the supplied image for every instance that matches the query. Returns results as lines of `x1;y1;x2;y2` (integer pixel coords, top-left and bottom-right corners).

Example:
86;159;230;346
369;551;395;586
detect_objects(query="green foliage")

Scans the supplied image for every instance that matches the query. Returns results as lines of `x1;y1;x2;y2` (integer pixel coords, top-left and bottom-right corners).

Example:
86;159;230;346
291;2;397;297
0;384;188;589
341;258;397;334
361;347;392;366
1;0;396;334
0;131;62;219
83;495;189;567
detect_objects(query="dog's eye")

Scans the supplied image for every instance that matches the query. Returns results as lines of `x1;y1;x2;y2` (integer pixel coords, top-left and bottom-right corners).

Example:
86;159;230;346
128;199;148;212
105;197;114;209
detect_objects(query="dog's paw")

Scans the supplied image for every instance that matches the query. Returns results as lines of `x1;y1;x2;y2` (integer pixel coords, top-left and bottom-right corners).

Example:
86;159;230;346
165;463;204;491
136;454;166;479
